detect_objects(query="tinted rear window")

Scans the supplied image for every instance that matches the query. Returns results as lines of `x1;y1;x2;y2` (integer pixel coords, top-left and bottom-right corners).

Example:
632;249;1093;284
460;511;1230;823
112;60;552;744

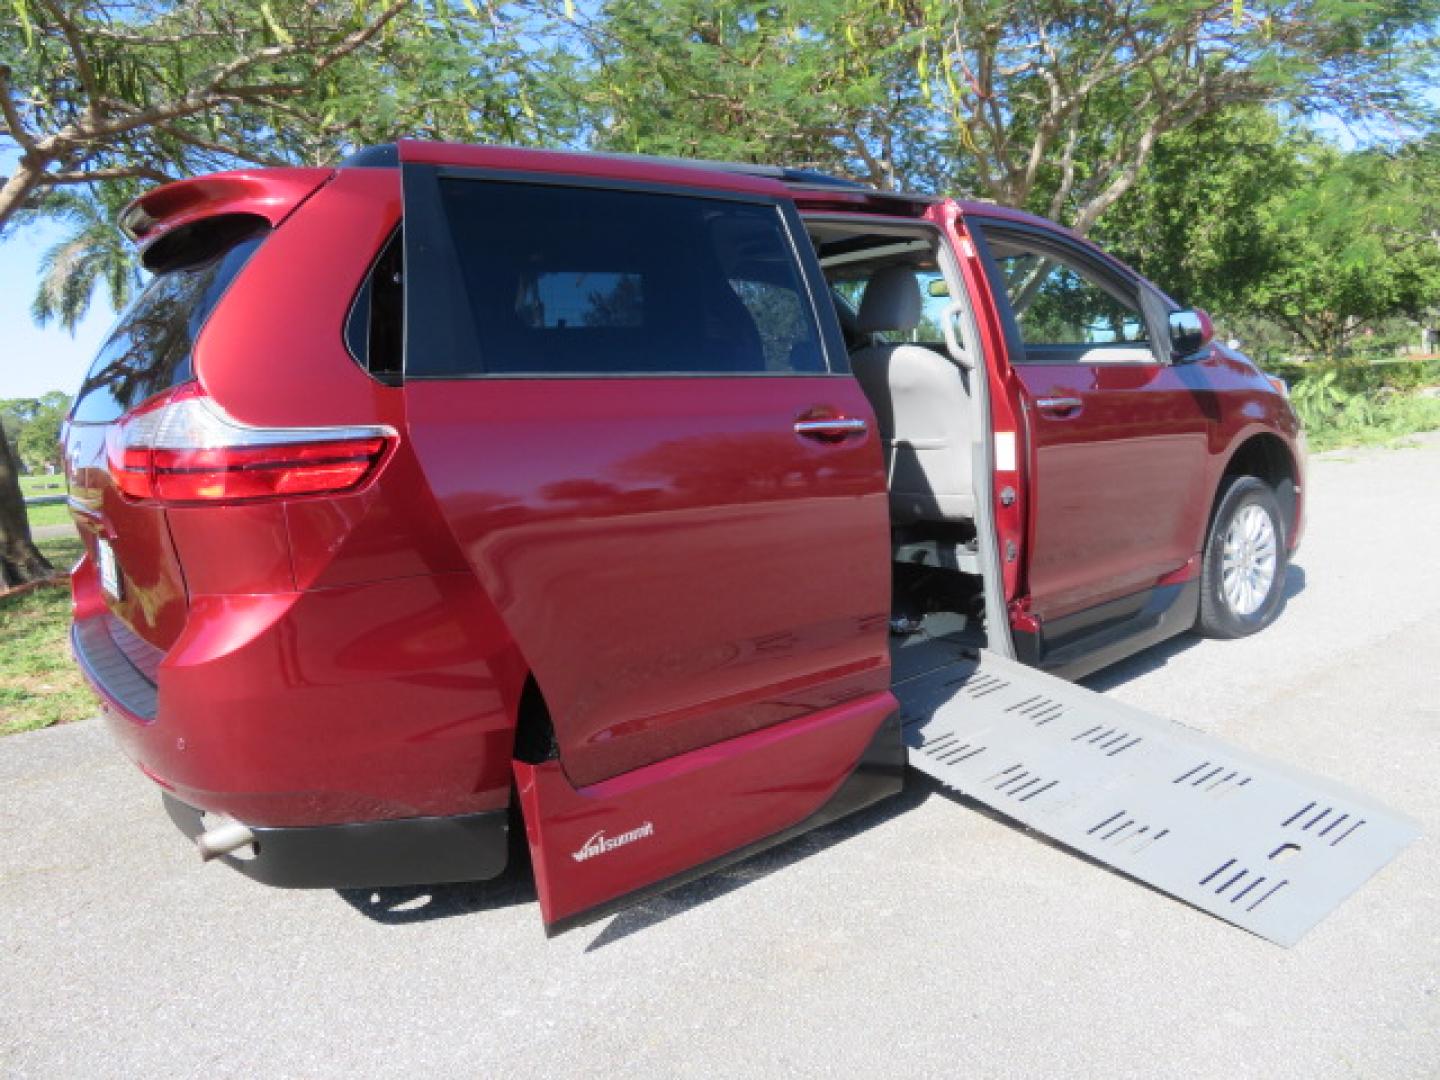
415;179;826;377
71;232;266;423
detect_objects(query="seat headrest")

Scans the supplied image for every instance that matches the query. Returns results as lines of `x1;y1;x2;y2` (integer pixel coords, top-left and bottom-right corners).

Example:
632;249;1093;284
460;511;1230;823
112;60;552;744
856;266;923;335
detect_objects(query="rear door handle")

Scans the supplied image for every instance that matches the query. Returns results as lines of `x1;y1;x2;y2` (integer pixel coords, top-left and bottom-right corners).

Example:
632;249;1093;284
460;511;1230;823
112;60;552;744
794;417;868;441
1035;396;1083;418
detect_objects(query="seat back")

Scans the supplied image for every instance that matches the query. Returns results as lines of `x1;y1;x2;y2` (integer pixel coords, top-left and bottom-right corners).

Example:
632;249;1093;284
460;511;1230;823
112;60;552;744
849;267;975;524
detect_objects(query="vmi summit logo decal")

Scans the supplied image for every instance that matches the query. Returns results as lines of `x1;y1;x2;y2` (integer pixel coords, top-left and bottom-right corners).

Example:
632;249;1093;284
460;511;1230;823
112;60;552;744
571;822;655;863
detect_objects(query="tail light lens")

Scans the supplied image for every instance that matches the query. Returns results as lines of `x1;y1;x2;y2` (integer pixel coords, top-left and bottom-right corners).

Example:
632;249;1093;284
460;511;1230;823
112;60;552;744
105;383;395;505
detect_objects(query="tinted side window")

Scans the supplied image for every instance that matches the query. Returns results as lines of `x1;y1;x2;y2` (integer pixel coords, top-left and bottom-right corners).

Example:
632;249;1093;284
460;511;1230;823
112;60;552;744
346;228;404;380
417;179;825;376
71;232;266;423
994;252;1147;346
980;230;1153;363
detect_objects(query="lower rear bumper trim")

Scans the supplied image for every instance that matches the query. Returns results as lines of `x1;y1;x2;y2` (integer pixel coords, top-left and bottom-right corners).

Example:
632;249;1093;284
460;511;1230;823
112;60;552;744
162;794;510;889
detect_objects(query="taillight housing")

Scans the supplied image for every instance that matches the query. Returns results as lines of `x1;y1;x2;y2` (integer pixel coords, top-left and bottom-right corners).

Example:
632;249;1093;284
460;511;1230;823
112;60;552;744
105;383;395;505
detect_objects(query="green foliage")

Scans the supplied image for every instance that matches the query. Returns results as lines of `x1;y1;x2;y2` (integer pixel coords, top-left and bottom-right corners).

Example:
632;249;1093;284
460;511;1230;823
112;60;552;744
1276;360;1440;450
30;185;141;332
2;391;72;471
1108;115;1440;356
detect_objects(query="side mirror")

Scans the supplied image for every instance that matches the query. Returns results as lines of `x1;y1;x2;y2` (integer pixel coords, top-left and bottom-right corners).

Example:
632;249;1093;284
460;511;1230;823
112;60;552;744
1168;308;1214;360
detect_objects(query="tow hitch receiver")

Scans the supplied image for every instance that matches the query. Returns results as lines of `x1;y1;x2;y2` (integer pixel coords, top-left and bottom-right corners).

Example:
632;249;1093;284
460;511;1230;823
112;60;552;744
897;649;1419;946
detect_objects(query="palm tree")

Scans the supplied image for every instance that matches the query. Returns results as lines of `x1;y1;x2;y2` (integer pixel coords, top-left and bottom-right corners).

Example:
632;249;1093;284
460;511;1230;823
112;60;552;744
30;183;145;333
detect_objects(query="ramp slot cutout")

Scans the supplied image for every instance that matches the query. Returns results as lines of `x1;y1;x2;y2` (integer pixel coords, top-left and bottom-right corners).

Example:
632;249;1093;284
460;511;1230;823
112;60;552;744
1199;858;1236;886
1281;801;1315;827
1330;820;1365;847
1216;869;1248;895
1231;876;1266;903
1174;762;1209;784
1088;811;1126;836
1304;807;1333;830
1248;880;1289;912
1018;780;1057;802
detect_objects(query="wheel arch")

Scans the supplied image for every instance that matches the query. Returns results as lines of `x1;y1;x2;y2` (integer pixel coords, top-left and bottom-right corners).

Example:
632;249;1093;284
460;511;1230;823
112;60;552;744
1216;431;1300;544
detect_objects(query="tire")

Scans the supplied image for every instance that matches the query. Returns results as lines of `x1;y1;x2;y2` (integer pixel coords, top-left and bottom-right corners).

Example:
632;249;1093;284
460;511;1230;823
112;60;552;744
1196;476;1289;639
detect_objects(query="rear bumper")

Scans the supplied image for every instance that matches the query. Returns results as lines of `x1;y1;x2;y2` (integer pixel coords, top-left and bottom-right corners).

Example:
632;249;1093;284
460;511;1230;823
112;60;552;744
162;793;509;889
70;568;520;828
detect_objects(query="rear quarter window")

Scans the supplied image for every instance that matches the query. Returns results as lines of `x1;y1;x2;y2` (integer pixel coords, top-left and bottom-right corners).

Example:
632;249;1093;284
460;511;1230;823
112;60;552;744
410;177;827;377
71;230;266;423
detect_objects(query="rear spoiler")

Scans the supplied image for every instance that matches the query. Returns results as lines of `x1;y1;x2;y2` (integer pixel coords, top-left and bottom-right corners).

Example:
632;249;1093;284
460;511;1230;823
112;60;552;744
118;168;333;263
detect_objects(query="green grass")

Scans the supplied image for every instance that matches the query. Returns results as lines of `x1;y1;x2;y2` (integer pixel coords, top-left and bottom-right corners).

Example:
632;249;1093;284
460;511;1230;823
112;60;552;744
0;531;92;737
25;501;72;529
19;474;66;498
20;472;71;529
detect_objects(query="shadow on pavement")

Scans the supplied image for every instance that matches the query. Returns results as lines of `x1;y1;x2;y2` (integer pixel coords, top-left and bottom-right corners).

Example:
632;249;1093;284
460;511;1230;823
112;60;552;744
583;777;934;951
1082;562;1306;693
336;864;536;925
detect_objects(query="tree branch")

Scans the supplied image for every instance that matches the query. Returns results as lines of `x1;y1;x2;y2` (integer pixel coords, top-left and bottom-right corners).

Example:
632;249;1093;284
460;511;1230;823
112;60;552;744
0;64;37;153
46;165;172;185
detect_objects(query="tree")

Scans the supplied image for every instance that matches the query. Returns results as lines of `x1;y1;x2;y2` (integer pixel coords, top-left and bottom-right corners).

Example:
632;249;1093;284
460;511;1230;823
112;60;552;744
1093;106;1302;312
17;392;70;472
579;1;1437;233
30;183;143;332
1245;145;1440;356
0;0;579;585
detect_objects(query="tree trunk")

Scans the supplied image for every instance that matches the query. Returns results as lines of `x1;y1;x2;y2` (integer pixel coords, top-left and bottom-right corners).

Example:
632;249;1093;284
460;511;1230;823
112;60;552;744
0;421;54;589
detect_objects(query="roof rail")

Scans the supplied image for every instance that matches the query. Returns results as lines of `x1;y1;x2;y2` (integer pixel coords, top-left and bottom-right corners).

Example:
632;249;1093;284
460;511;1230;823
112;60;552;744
338;141;872;191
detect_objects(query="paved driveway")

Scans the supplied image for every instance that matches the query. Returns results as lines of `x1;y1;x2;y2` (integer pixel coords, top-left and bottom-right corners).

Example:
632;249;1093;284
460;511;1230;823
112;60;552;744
3;437;1437;1078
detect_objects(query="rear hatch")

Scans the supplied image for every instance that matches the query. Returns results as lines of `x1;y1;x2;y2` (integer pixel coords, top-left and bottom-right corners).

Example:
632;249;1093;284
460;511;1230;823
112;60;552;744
65;170;329;655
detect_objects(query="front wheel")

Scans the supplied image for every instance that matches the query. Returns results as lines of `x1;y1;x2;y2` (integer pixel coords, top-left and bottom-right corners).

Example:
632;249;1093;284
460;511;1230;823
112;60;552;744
1196;476;1289;639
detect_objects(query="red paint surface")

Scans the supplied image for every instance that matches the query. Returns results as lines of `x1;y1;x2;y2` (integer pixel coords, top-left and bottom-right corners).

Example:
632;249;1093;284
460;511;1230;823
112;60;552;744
405;377;893;788
514;689;895;928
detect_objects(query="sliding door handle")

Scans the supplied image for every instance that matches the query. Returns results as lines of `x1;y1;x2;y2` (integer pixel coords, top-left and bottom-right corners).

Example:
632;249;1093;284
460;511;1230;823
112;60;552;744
794;417;868;441
1035;396;1083;418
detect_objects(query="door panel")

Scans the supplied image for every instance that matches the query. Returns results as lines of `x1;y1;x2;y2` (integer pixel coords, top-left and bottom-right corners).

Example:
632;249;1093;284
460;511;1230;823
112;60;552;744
399;161;892;790
405;378;892;787
1015;362;1212;620
977;224;1214;622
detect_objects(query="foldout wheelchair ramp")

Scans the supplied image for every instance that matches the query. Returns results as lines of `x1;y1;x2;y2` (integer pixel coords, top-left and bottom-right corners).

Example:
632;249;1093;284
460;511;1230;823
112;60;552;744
894;646;1419;946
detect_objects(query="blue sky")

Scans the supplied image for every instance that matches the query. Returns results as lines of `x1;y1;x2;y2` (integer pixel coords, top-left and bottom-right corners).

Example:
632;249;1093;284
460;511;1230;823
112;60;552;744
0;222;115;401
0;149;114;401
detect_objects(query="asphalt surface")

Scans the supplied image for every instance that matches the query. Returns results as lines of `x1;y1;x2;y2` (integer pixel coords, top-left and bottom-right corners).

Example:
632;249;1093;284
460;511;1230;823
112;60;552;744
3;435;1438;1078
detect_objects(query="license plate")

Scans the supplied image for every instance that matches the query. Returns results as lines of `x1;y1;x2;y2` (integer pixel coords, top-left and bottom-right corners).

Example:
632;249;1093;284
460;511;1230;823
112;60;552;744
97;538;122;600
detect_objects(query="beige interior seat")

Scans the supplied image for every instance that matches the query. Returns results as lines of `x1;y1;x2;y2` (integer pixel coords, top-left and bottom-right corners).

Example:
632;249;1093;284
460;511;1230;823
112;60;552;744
849;266;975;525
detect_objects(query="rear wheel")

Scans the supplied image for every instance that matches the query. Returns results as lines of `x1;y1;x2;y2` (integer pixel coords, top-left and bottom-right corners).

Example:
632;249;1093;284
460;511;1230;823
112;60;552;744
1196;476;1288;639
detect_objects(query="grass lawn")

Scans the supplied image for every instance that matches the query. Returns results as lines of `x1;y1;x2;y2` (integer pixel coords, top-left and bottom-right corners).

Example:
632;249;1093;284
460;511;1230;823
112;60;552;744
19;474;66;498
24;501;72;529
20;473;71;529
0;532;92;737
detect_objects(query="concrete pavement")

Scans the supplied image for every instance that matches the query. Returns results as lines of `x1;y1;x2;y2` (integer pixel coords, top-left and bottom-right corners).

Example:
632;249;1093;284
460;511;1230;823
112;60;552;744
2;435;1437;1078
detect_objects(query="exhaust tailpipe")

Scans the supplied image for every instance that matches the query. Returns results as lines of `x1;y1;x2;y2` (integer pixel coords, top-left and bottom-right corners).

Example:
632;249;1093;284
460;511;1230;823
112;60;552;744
196;820;256;862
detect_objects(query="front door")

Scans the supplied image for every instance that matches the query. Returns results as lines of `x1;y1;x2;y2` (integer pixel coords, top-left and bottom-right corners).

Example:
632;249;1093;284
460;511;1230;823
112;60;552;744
973;222;1213;624
399;158;894;791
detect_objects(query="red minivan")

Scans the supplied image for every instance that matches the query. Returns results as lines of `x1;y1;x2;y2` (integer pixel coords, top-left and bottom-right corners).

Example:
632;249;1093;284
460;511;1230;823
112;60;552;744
65;142;1304;931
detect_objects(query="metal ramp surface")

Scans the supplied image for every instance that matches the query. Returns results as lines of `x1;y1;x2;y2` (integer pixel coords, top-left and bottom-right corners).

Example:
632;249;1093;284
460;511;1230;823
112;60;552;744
897;648;1420;946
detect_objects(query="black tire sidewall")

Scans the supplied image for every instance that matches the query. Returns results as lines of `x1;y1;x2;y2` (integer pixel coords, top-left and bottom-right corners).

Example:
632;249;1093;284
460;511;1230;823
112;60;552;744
1198;477;1288;639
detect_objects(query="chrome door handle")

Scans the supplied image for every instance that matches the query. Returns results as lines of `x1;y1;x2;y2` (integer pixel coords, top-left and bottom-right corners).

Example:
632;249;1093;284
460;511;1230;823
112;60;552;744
1035;396;1083;417
794;417;868;441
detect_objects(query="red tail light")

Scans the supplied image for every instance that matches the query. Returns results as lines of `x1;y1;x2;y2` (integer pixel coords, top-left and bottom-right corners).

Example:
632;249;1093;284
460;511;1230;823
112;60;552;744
105;383;394;505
